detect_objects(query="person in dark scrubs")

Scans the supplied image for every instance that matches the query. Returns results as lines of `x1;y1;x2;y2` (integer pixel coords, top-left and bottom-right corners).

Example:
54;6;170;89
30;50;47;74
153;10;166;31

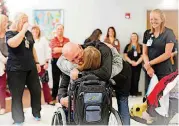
171;40;178;71
5;13;41;124
124;33;143;97
143;9;177;125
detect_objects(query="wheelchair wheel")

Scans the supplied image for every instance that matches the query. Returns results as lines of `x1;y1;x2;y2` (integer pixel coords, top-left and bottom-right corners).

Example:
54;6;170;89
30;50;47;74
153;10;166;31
51;107;67;126
108;107;123;125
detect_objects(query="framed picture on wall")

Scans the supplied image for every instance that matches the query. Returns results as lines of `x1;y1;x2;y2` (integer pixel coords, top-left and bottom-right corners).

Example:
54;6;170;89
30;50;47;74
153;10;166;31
33;9;64;40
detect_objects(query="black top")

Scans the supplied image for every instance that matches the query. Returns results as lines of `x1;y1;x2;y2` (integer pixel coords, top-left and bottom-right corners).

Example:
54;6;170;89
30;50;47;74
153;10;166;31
143;27;176;77
6;30;36;71
81;41;112;81
172;41;178;71
124;44;143;68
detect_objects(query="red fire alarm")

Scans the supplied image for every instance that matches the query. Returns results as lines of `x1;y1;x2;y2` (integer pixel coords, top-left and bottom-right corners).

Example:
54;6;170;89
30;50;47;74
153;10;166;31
125;13;130;19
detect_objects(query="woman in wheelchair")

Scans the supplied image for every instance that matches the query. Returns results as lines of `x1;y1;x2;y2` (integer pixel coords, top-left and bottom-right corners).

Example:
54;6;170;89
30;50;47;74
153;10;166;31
53;45;123;125
59;46;101;108
61;46;101;120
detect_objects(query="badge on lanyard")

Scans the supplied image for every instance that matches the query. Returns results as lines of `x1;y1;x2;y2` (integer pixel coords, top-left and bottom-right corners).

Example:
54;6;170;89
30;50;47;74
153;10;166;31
114;40;118;46
146;38;153;47
25;37;30;49
134;51;138;57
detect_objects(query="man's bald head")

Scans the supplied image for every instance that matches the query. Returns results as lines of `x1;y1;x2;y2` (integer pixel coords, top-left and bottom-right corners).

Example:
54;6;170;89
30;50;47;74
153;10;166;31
62;42;84;64
62;42;79;56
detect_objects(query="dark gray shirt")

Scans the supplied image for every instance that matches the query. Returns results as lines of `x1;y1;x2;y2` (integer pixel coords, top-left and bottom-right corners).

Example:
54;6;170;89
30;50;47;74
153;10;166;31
6;30;36;71
0;38;8;57
143;27;176;77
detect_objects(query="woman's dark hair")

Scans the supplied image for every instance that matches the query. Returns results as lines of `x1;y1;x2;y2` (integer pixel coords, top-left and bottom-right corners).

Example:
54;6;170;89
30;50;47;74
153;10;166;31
106;26;116;38
85;29;102;43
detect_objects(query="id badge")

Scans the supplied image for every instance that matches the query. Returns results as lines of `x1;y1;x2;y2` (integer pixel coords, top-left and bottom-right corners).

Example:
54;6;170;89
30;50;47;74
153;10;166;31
147;38;153;46
25;39;30;49
134;51;138;57
114;40;118;46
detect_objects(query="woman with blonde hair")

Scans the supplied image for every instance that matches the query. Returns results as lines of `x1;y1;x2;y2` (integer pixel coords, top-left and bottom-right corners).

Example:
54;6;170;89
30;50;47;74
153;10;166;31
77;46;101;71
143;9;177;125
5;13;41;124
31;25;54;105
124;32;143;97
0;14;8;115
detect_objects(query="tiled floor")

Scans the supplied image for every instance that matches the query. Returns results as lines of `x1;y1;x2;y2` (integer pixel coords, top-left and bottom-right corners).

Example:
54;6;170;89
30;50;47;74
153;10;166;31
0;90;178;125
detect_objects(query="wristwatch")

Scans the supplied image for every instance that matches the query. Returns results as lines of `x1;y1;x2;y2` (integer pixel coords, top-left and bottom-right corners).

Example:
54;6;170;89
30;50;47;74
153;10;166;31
78;72;82;78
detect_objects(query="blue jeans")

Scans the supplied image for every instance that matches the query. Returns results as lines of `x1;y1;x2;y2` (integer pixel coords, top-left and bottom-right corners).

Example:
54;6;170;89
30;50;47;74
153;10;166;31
116;92;130;125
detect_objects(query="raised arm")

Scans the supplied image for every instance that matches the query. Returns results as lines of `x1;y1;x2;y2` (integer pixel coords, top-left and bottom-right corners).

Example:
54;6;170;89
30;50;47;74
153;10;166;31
7;23;28;48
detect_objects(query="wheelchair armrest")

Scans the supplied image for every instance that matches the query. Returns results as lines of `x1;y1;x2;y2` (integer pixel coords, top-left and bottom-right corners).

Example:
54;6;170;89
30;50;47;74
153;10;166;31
109;79;116;85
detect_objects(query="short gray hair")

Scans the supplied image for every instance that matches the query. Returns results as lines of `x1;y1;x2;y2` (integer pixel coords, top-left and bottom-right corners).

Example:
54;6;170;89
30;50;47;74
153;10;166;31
55;23;64;30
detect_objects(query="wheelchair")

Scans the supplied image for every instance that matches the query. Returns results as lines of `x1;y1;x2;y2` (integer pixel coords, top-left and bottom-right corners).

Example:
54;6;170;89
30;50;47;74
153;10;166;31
51;75;123;125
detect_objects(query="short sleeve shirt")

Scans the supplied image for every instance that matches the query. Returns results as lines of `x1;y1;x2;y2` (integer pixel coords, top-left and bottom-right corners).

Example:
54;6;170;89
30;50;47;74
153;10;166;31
6;30;36;71
50;37;70;58
124;44;143;68
124;44;143;61
143;27;176;76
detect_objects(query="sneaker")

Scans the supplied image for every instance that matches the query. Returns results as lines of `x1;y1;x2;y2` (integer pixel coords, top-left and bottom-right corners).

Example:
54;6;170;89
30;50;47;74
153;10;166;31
52;100;57;104
0;109;6;115
34;117;41;121
13;122;23;126
47;101;55;106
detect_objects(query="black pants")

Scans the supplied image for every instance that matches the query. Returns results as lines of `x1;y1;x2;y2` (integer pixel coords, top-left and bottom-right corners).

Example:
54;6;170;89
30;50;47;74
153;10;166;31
130;66;142;95
51;58;62;100
7;69;41;123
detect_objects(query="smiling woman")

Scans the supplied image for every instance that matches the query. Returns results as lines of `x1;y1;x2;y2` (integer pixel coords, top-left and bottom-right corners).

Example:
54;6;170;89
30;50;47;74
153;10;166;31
143;9;177;125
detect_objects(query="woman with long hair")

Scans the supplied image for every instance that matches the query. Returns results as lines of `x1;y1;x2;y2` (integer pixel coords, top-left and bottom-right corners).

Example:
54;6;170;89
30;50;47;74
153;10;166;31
31;25;54;105
104;27;120;52
84;29;102;43
124;33;143;97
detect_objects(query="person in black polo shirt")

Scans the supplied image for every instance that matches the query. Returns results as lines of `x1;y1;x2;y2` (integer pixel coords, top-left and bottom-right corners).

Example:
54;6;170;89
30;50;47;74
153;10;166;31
5;13;41;124
124;33;143;97
143;9;176;125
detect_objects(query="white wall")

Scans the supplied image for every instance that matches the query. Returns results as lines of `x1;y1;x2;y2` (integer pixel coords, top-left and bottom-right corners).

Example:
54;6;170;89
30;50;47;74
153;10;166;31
6;0;178;94
6;0;178;46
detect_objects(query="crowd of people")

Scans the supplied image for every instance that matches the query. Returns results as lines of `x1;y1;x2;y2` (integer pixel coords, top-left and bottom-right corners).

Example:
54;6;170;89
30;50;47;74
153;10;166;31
0;8;178;125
